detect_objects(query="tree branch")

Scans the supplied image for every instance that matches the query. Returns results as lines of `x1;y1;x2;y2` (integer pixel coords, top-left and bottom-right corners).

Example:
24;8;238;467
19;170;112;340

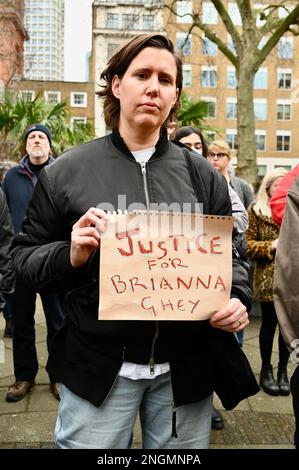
256;4;299;68
193;16;238;67
210;0;242;51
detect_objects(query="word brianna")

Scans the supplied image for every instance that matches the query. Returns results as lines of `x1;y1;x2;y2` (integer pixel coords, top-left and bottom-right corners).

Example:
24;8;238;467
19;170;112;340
110;274;226;293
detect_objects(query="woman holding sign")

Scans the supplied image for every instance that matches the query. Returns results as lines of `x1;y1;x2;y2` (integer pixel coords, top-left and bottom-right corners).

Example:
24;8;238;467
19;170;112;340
11;34;258;449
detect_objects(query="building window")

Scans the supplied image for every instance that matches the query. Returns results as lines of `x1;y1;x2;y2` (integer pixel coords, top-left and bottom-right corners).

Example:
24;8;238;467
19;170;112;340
70;92;87;108
201;97;216;119
142;15;154;30
107;13;118;29
228;3;242;25
254;99;267;120
19;90;35;101
227;67;237;88
205;132;216;144
254;68;268;89
202;2;218;24
202;37;217;56
255;130;266;151
277;37;293;59
107;43;120;60
254;3;267;27
176;33;192;55
122;14;139;30
277;100;291;120
201;66;217;88
227;34;236;54
183;65;192;87
279;5;294;18
44;91;61;104
71;117;87;127
177;1;192;24
276;131;291;151
226;129;238;150
258;36;268;50
277;69;292;89
226;98;237;119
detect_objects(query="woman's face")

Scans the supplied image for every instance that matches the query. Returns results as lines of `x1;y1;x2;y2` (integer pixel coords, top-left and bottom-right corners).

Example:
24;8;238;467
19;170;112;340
269;176;284;198
179;133;203;154
112;47;179;135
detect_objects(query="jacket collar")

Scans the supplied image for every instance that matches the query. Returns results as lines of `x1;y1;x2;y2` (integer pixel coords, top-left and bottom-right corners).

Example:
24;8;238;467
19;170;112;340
110;128;169;161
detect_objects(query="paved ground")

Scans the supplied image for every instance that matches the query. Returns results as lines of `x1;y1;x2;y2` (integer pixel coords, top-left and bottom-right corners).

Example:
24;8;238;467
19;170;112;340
0;300;296;449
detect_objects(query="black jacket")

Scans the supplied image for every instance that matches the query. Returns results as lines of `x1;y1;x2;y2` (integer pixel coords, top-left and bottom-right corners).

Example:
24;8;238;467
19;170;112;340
11;130;257;407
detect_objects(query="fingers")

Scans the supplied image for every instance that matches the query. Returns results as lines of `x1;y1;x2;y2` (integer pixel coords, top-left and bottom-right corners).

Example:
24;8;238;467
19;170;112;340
209;298;249;332
72;207;109;234
70;208;109;268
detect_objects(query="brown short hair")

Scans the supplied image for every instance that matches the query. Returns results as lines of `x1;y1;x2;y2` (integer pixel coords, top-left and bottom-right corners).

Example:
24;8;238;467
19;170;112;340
97;34;183;129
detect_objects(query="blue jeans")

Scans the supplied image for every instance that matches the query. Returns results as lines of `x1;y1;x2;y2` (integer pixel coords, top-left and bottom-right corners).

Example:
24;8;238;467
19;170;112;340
55;373;213;449
11;279;65;381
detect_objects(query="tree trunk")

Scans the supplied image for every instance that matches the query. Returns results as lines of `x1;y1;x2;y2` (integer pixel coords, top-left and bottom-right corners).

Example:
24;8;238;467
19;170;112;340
236;65;258;188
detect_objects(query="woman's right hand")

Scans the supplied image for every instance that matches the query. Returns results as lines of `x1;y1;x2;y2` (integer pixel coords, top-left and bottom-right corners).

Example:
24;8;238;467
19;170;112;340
71;207;109;268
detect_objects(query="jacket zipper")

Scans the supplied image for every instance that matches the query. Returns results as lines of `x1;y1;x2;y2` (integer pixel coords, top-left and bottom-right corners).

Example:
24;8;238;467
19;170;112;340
139;161;159;375
140;161;150;207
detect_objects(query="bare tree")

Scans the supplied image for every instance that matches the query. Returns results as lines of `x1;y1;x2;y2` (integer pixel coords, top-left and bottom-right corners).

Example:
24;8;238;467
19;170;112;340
166;0;299;185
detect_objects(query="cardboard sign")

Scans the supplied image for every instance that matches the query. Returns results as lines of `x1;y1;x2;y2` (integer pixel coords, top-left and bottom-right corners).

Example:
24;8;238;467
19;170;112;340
99;211;233;321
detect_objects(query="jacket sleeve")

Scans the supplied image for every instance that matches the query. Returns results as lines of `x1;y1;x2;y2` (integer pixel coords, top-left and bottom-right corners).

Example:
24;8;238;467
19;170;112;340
270;164;299;226
274;181;299;351
0;188;15;305
11;170;89;292
241;180;254;210
228;186;248;234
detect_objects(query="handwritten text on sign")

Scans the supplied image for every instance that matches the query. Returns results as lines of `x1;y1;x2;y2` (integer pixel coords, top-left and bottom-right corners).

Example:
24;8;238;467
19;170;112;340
99;212;233;320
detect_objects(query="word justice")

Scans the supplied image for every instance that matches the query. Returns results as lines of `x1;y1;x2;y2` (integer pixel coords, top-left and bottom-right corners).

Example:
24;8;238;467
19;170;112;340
115;228;223;258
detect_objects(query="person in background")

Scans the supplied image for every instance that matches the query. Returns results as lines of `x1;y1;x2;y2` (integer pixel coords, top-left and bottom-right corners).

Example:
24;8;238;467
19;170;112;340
272;171;299;449
2;124;65;403
207;140;251;347
175;131;248;235
207;140;254;210
10;34;256;449
270;163;299;225
246;168;290;396
174;126;208;157
0;187;15;337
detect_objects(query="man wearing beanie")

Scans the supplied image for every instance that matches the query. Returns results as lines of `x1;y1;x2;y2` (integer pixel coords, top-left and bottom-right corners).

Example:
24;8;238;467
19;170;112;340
2;124;64;402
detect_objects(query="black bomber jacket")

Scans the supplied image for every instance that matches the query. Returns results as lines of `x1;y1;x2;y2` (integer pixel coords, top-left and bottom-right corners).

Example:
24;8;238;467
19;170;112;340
11;130;255;408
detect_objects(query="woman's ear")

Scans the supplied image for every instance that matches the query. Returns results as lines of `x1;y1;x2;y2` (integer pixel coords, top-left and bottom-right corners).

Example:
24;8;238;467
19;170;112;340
112;75;120;99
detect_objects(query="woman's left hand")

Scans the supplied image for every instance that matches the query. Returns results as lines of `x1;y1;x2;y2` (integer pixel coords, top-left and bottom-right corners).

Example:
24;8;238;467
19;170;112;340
209;298;249;332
